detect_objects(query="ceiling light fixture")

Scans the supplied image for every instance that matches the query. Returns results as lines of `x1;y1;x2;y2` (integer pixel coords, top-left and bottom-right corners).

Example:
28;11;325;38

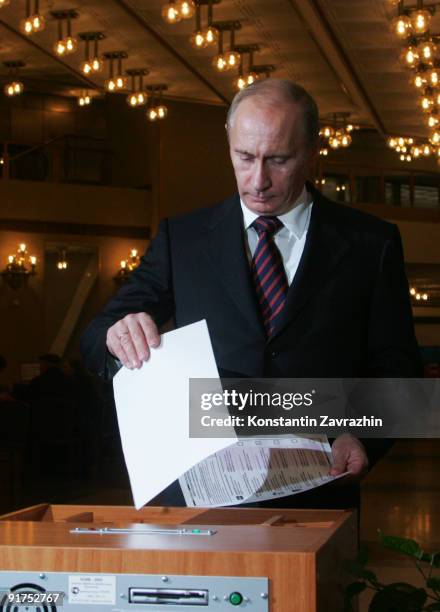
3;60;25;97
177;0;195;19
146;84;168;121
78;90;92;106
162;1;182;24
2;243;37;289
233;44;261;90
104;51;128;92
51;10;78;56
212;21;241;72
79;32;105;75
20;0;45;35
126;69;149;107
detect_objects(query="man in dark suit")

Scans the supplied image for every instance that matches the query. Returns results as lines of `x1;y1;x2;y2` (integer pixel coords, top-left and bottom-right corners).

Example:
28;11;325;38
81;79;421;508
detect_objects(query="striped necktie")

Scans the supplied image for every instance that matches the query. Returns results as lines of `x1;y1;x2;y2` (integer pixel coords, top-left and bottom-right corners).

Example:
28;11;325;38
250;216;288;337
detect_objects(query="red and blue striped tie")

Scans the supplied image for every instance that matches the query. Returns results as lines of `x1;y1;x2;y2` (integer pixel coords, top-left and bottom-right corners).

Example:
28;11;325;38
251;216;288;337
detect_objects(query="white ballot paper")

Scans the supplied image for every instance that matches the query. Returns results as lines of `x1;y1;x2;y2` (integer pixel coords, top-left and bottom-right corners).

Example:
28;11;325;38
179;435;345;507
113;320;236;510
113;319;347;510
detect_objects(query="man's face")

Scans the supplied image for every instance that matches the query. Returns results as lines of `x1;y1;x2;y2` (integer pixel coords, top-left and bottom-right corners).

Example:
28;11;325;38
228;97;318;215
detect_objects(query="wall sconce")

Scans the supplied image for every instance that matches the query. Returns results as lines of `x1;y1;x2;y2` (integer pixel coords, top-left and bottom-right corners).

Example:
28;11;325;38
114;248;141;284
79;32;105;75
0;0;11;7
3;60;25;97
126;69;149;107
20;0;45;35
104;51;128;92
2;243;37;289
51;9;78;56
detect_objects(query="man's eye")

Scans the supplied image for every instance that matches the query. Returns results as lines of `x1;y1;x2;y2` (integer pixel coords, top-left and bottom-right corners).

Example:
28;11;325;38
271;157;287;165
239;155;253;162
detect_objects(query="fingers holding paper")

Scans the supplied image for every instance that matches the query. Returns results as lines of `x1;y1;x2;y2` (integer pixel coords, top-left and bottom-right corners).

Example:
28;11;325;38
106;312;160;369
329;433;369;484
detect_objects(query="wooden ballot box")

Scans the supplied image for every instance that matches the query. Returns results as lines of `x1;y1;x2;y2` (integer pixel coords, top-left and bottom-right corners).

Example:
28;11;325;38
0;504;357;611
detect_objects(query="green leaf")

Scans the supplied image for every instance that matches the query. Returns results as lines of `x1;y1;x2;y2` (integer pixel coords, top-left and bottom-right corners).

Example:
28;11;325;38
344;581;367;612
379;532;422;559
427;576;440;591
369;584;427;612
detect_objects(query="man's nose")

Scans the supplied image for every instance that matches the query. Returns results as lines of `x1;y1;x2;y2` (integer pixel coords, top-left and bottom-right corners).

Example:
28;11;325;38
252;160;271;192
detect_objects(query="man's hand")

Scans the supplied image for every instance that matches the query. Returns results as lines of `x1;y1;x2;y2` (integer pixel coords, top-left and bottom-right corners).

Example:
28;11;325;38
330;434;369;484
106;313;160;369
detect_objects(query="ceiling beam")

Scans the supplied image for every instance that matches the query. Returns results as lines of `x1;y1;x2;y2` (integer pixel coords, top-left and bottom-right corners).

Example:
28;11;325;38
292;0;386;133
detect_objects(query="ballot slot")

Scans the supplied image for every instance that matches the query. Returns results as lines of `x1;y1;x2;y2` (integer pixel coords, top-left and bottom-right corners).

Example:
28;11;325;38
129;587;209;605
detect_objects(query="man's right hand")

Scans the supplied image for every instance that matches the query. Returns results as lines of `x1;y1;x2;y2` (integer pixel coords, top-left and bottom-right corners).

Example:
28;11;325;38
106;313;160;369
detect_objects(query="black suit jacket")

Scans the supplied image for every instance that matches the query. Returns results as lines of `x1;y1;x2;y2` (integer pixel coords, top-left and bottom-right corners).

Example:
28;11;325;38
81;186;421;508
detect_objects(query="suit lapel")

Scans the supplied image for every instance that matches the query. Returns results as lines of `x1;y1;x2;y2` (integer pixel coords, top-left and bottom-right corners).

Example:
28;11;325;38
201;195;266;339
271;190;351;339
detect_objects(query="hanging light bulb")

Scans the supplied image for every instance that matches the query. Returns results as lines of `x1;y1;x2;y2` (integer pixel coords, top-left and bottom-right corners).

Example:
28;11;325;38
390;15;412;38
0;0;11;6
20;17;34;35
177;0;195;19
411;9;431;34
156;105;168;119
388;137;397;148
422;144;432;156
64;36;77;53
147;107;158;121
203;25;218;45
412;72;427;89
340;133;352;147
190;30;207;48
162;1;181;23
401;46;419;68
421;95;434;112
234;75;247;90
213;54;228;71
411;145;421;157
104;53;127;92
80;33;105;75
430;131;440;145
54;39;66;55
320;126;335;138
78;92;92;106
417;40;437;65
427;114;439;128
427;67;439;87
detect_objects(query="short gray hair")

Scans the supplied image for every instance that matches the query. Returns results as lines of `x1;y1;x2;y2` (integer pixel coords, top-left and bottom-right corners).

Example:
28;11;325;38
226;79;320;149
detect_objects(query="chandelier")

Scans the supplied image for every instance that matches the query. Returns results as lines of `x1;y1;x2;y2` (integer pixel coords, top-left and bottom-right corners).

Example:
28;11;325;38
2;243;37;289
319;114;359;151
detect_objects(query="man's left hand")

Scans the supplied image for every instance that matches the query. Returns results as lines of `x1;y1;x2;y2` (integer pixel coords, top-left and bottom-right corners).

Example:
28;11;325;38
330;434;369;483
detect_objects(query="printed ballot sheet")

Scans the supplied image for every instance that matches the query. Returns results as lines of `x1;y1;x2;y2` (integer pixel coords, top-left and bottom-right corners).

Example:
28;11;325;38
113;320;236;510
179;435;345;507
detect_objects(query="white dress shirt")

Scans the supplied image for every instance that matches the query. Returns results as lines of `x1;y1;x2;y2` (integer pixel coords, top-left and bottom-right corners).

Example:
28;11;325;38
240;186;313;285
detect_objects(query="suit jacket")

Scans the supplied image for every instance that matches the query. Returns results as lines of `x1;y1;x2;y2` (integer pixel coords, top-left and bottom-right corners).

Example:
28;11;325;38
81;185;421;508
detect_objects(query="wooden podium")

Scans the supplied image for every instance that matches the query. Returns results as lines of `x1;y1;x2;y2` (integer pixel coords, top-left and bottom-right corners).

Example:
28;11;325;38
0;504;357;611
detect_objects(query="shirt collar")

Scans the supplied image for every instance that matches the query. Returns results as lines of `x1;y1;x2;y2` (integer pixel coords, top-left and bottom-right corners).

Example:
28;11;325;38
240;186;312;240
